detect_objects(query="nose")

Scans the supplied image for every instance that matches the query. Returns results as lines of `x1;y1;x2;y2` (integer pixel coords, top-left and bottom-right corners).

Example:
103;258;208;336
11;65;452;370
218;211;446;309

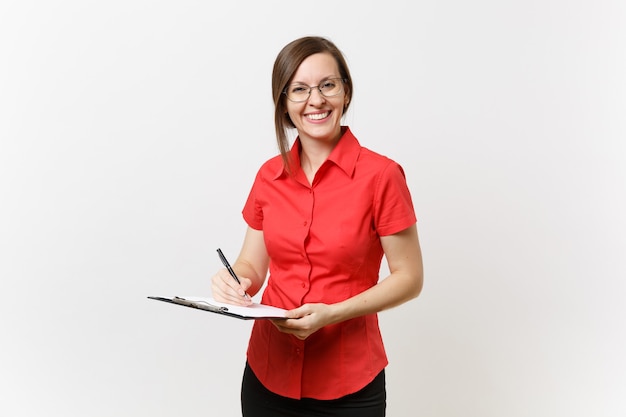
308;87;326;104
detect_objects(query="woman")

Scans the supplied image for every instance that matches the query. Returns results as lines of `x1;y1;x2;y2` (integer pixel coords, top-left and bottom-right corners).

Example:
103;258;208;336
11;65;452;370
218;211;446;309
211;36;423;417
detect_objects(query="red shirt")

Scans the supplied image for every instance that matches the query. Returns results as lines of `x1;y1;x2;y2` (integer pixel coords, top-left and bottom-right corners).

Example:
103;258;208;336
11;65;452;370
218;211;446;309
242;127;417;400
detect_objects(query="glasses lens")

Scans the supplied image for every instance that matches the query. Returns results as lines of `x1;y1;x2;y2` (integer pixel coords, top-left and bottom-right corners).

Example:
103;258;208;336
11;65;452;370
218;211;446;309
319;79;343;97
284;78;344;102
285;84;310;102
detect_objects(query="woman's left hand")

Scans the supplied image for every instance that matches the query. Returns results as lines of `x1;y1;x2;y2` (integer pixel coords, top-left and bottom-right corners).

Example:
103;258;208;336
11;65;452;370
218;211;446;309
271;303;336;340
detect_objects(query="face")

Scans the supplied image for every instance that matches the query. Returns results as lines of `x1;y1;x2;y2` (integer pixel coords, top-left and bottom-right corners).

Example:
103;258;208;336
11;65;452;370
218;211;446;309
285;53;347;145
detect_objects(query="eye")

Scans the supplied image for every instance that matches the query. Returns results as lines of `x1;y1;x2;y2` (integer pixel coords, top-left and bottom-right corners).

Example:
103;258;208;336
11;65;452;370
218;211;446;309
289;84;309;94
320;80;337;91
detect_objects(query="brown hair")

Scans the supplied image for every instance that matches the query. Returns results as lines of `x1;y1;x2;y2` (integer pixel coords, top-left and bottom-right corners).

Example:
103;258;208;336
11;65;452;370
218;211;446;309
271;36;353;173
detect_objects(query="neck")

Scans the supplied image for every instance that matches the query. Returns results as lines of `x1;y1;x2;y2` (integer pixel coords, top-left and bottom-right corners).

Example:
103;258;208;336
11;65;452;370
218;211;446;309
300;147;328;179
298;137;338;183
297;126;344;182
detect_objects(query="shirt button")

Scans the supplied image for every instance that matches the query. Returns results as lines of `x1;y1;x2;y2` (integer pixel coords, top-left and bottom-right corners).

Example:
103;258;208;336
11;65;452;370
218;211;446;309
301;283;306;288
303;221;308;226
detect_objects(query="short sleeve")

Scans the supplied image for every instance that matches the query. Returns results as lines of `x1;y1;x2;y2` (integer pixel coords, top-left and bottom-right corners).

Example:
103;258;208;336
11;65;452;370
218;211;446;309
242;170;264;230
373;162;417;236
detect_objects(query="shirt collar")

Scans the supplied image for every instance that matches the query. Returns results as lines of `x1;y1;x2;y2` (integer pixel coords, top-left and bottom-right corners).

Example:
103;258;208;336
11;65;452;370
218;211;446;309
272;126;361;180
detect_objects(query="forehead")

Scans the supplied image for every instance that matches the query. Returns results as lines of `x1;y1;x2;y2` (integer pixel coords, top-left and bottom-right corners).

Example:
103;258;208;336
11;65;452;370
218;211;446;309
291;52;339;84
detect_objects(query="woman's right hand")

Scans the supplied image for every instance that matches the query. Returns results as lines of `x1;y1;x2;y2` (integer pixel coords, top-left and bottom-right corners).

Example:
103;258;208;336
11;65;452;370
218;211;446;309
211;268;253;306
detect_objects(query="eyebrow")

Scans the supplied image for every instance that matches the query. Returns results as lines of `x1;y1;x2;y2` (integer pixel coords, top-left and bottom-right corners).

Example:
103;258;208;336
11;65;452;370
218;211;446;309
289;76;341;85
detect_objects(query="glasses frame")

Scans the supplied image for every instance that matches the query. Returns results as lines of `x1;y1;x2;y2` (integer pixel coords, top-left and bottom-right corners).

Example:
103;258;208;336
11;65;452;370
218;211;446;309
283;77;346;103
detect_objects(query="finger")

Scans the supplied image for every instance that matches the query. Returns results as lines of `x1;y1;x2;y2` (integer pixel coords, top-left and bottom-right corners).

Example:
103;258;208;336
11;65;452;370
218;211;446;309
271;320;309;340
285;304;312;319
271;318;296;333
212;270;251;305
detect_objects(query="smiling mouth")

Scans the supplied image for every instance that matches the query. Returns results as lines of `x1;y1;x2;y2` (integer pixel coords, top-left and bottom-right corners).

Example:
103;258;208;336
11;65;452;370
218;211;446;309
306;111;330;120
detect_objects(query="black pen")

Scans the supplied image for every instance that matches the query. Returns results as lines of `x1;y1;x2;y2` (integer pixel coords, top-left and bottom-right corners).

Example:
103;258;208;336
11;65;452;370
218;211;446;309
217;248;250;299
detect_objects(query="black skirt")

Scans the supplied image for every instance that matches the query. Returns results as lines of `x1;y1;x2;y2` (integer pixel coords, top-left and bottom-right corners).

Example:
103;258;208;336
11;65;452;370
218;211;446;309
241;362;386;417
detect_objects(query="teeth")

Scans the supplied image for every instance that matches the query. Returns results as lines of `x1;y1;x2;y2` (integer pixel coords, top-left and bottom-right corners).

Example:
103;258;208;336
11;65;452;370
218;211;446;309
307;112;329;120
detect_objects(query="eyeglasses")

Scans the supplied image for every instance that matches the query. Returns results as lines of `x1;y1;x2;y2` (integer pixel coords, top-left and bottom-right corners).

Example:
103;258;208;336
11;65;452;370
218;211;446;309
283;78;346;102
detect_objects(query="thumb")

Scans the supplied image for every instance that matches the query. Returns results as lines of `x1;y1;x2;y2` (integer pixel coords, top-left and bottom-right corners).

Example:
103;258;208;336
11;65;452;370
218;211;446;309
285;305;309;319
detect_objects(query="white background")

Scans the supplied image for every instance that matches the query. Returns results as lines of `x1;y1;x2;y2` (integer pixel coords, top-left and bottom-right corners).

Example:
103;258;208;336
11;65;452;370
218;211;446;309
1;1;625;416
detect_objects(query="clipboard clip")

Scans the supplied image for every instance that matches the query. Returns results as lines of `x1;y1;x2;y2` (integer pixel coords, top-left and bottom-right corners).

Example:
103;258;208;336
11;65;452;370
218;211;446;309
172;296;229;313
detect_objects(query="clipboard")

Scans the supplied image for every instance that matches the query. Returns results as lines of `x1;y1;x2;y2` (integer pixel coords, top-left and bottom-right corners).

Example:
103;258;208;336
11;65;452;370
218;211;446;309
148;296;287;320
